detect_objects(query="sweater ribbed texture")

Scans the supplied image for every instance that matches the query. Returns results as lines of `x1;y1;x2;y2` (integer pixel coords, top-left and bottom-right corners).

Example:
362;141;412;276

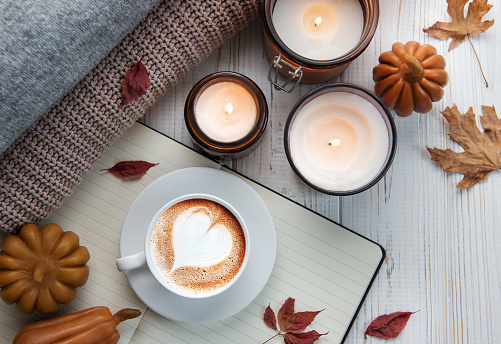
0;0;262;234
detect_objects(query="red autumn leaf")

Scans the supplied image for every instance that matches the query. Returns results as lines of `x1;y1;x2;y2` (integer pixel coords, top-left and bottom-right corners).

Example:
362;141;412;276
102;160;157;178
119;59;149;107
277;297;295;330
364;311;416;339
263;298;327;344
283;331;327;344
284;311;323;332
264;305;277;330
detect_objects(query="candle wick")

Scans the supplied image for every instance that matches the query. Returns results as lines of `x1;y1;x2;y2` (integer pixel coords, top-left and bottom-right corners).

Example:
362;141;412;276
313;17;322;29
224;102;234;116
329;138;342;148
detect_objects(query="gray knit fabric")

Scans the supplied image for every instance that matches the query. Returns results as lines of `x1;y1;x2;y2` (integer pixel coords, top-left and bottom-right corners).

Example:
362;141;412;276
0;0;161;153
0;0;262;234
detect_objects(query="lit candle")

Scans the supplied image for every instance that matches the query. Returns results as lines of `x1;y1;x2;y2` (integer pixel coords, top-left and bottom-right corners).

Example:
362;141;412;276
285;84;396;194
185;72;268;160
194;81;258;142
272;0;364;60
263;0;379;87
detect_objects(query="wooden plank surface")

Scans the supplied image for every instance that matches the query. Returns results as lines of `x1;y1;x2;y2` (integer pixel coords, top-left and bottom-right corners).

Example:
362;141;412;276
0;2;498;344
141;1;501;343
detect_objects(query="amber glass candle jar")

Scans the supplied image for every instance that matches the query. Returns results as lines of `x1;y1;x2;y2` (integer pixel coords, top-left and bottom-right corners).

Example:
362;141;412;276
284;83;397;196
264;0;379;92
185;72;268;160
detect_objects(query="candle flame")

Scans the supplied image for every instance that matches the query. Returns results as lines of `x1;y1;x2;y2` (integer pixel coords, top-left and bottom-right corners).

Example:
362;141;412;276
224;102;234;115
314;17;322;28
328;138;342;148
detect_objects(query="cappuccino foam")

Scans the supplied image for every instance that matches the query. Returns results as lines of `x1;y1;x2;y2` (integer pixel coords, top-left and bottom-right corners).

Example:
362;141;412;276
150;199;246;295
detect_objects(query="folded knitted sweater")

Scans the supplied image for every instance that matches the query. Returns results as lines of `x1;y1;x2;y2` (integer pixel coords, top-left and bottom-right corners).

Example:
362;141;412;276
0;0;262;233
0;0;161;153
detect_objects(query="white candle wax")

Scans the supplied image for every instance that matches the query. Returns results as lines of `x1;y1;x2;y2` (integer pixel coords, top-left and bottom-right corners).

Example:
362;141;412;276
289;92;389;191
195;82;258;142
272;0;364;60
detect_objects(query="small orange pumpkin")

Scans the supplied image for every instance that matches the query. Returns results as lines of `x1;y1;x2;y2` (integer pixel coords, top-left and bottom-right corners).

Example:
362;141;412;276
0;223;90;314
373;41;448;117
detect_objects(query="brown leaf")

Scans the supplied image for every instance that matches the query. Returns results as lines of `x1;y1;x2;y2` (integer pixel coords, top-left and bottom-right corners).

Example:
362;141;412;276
277;297;295;331
102;160;158;178
364;311;415;339
283;331;327;344
264;305;277;330
423;0;494;51
120;59;149;107
427;105;501;188
282;311;323;332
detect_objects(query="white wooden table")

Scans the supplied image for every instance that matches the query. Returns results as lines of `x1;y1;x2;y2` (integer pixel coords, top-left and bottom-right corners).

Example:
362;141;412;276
141;1;501;343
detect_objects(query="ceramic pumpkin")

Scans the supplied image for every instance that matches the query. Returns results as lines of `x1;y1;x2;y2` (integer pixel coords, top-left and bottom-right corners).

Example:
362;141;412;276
373;41;448;117
0;223;90;314
13;306;141;344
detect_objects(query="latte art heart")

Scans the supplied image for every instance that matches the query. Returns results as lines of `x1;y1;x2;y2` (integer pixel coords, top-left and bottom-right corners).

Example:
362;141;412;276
170;207;233;272
150;198;246;295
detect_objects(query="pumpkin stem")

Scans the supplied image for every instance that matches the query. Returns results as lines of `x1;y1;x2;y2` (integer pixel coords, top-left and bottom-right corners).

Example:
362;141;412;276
402;54;423;83
113;308;142;325
32;261;50;284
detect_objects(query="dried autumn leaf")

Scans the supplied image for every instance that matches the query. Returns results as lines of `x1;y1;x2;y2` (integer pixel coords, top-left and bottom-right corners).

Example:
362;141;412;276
364;311;415;339
262;298;326;344
423;0;494;86
283;331;327;344
120;59;149;107
427;105;501;188
283;311;323;332
424;0;494;50
102;160;158;178
277;297;296;331
264;305;278;330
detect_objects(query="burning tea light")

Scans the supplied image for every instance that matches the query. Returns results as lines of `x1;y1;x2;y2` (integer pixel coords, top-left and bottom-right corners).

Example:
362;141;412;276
272;0;364;61
194;82;258;143
185;72;268;159
285;84;397;195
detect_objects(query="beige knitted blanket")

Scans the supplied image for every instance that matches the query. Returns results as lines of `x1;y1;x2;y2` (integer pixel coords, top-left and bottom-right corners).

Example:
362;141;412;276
0;0;262;234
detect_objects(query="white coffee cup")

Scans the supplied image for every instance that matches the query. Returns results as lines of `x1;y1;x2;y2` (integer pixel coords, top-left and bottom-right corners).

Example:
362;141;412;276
116;193;250;298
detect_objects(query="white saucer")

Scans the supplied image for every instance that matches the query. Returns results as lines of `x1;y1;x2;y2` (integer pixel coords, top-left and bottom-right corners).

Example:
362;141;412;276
119;167;276;323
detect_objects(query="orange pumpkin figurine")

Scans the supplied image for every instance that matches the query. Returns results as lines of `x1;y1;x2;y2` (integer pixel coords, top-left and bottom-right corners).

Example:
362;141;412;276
13;306;141;344
373;41;448;117
0;223;90;314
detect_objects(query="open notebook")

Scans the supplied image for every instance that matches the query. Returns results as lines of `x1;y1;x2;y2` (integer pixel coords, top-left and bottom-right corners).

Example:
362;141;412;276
0;123;384;344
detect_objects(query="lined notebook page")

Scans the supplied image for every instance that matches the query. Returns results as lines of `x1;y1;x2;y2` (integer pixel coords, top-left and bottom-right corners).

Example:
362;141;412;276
129;168;383;344
0;123;383;344
0;124;218;344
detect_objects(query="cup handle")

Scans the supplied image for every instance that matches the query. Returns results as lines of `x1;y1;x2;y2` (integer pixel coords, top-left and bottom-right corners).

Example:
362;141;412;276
116;251;147;271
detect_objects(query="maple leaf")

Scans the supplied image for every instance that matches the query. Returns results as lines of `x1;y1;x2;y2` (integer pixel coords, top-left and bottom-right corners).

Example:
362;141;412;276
262;298;326;344
427;105;501;189
424;0;494;50
364;311;416;340
423;0;494;86
102;160;158;178
120;59;150;107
